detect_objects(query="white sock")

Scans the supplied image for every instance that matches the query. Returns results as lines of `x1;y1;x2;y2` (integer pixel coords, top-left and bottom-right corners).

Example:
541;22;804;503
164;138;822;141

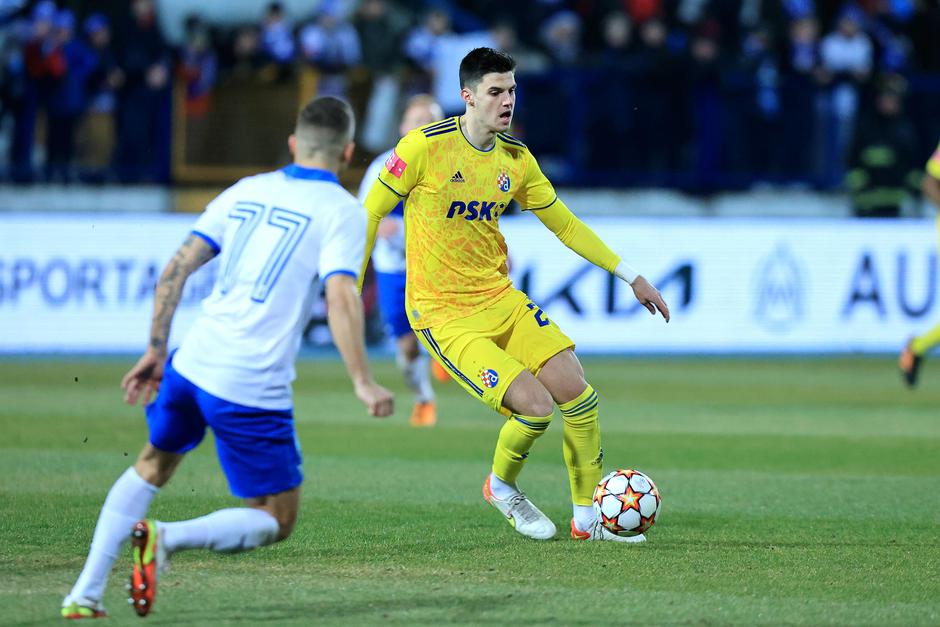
69;467;159;602
573;505;596;532
160;508;279;554
488;472;520;500
397;351;435;404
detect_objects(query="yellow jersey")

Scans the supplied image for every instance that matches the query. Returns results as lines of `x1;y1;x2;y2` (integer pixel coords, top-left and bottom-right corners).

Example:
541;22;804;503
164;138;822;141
928;140;940;180
374;117;558;329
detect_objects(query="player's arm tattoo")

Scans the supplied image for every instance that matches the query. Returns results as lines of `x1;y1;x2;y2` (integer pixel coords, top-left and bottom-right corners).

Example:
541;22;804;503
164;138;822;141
149;234;217;352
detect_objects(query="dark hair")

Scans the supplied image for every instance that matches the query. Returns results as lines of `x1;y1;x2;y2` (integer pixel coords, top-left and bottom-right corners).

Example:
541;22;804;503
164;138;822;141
459;47;516;90
295;96;355;157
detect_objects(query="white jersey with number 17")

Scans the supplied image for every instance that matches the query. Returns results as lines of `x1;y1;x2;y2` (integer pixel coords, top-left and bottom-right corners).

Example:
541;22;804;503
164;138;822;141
172;165;365;411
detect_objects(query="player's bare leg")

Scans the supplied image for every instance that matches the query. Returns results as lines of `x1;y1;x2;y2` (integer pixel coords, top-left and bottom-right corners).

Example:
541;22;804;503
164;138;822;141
483;371;557;540
396;333;437;427
62;445;179;619
538;349;621;540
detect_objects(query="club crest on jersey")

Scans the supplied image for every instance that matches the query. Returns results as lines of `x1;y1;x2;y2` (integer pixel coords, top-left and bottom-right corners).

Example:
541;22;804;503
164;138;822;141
479;368;499;388
496;171;511;193
384;150;407;178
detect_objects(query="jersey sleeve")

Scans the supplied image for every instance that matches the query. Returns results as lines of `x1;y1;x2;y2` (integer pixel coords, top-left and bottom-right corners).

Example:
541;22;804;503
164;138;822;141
320;202;366;283
515;150;558;211
376;130;426;198
190;184;238;254
532;197;621;273
927;141;940;180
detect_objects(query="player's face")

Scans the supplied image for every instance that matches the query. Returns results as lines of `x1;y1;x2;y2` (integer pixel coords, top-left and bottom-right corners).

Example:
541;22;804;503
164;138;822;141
468;72;516;132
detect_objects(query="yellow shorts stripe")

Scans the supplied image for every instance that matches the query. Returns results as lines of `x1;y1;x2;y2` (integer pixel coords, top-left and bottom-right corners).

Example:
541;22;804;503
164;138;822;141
419;328;484;397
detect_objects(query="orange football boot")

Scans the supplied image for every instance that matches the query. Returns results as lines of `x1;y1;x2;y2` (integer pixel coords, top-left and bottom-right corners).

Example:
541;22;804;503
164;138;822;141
410;401;437;427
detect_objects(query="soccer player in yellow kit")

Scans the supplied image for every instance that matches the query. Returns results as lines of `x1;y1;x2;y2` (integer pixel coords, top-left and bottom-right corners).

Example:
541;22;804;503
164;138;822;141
899;140;940;386
360;48;670;542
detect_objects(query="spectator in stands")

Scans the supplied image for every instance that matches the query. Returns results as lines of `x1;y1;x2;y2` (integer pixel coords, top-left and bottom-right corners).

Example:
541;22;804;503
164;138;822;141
44;9;95;183
846;75;919;217
539;10;583;66
2;17;33;182
403;5;494;115
818;7;872;187
178;15;217;118
633;17;685;178
625;0;663;24
14;0;56;182
780;16;820;182
688;18;726;190
223;25;266;81
490;21;548;74
260;2;295;71
593;11;634;67
78;13;119;183
113;0;172;183
736;23;783;180
354;0;407;152
298;2;361;97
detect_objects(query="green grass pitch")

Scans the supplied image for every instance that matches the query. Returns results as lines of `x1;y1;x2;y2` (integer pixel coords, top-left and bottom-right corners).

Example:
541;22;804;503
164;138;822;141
1;356;939;625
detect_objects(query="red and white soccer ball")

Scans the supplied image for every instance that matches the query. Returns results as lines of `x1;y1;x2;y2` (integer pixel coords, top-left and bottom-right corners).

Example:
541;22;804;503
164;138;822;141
593;469;661;537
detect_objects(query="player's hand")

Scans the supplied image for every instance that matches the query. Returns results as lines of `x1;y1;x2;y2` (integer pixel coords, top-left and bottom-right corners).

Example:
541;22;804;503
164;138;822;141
122;349;166;406
631;275;670;322
354;380;394;417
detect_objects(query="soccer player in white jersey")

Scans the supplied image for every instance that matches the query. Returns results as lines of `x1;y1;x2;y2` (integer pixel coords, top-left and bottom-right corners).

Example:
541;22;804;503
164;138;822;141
60;96;393;620
358;94;444;427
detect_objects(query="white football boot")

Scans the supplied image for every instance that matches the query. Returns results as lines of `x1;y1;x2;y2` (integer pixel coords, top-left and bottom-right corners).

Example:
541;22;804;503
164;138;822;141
483;475;556;540
570;518;646;543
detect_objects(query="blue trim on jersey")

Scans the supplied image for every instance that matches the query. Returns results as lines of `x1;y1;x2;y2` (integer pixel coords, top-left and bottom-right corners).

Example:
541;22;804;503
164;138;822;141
420;329;484;396
191;230;220;254
498;133;526;148
458;121;495;153
525;196;558;211
322;269;357;284
422;117;456;133
379;179;405;197
424;127;457;138
281;164;340;184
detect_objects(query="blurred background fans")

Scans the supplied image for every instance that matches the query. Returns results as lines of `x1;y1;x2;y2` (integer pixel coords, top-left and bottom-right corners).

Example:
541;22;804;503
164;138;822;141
0;0;935;192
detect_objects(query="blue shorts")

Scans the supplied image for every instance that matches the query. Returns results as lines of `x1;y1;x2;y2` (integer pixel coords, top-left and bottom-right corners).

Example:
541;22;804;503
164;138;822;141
146;356;303;499
375;270;412;338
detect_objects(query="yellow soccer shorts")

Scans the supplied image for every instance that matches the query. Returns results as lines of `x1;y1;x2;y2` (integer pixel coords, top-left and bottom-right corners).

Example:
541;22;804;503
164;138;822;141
414;289;575;416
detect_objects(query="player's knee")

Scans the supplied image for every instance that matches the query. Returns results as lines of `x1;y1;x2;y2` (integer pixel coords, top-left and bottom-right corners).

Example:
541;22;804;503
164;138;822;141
505;373;555;417
521;387;555;418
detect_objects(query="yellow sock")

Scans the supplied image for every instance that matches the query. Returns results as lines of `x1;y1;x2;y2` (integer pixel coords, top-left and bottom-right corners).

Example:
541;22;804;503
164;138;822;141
492;413;553;485
559;385;602;506
911;321;940;355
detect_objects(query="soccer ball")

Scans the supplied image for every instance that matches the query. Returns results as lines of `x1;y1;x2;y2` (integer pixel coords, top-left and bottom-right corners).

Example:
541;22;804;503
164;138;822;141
593;469;661;537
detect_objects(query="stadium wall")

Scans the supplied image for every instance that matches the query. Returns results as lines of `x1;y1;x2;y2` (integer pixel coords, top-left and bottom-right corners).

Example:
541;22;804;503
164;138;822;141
0;213;936;354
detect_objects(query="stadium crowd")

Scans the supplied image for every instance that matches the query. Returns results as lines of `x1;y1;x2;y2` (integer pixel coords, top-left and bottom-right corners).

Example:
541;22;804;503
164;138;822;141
0;0;938;197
